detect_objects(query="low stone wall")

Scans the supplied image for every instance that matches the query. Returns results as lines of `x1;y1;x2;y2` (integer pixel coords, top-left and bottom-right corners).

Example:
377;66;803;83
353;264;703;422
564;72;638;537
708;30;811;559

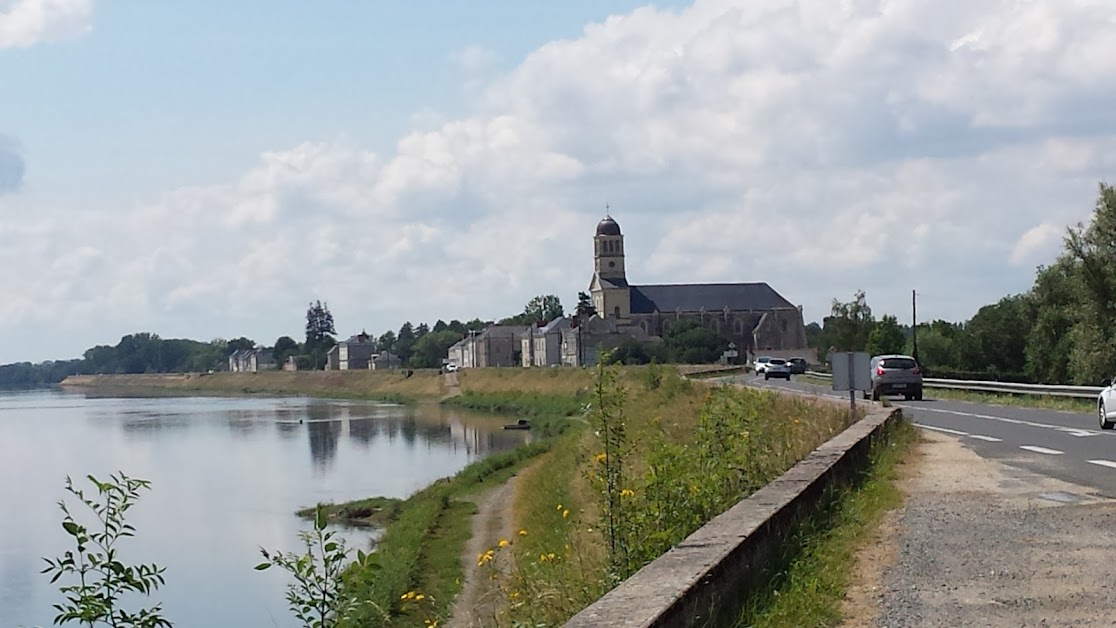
563;406;902;628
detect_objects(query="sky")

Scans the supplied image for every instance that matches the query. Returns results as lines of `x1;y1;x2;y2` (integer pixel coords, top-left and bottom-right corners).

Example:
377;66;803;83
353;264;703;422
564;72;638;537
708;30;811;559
2;0;1115;363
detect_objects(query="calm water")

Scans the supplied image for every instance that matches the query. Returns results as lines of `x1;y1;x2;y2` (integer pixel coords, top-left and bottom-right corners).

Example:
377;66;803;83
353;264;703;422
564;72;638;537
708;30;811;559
0;389;529;627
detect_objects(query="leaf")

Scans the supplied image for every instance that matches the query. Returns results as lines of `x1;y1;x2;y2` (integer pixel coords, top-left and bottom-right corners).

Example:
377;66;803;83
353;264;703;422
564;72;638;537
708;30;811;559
61;521;81;537
254;562;272;571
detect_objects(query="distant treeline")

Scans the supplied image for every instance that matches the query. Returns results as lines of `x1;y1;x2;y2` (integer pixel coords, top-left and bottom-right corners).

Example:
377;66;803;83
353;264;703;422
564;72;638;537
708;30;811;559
806;183;1116;386
0;333;245;389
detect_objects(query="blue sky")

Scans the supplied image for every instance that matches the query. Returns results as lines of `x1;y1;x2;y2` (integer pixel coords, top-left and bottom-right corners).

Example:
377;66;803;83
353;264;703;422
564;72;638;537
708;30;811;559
2;0;1116;362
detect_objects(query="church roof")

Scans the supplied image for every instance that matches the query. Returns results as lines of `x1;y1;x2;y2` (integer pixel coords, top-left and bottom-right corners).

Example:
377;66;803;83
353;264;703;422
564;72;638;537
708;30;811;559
630;283;796;314
599;277;628;288
596;216;622;236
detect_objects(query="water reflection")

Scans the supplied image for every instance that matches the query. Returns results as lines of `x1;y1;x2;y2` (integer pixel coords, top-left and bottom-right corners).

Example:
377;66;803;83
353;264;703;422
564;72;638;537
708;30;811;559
0;390;530;628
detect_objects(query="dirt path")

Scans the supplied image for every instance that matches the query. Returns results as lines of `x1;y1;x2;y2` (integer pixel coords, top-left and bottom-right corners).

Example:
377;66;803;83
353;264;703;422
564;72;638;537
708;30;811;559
446;474;521;628
443;371;462;399
842;430;1116;627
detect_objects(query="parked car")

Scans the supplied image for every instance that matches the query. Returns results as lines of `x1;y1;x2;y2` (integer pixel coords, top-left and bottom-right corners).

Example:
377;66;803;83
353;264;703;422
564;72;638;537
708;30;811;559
443;363;459;373
763;358;791;380
1097;375;1116;429
753;356;773;374
786;357;808;375
866;354;923;401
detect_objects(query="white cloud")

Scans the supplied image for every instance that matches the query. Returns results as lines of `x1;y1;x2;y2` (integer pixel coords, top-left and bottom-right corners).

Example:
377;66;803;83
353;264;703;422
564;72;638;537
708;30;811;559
1011;223;1065;266
0;0;93;48
4;0;1116;361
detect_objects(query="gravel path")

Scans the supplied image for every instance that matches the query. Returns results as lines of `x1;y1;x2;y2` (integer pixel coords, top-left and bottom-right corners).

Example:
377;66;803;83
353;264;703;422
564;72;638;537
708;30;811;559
446;474;519;628
866;431;1116;627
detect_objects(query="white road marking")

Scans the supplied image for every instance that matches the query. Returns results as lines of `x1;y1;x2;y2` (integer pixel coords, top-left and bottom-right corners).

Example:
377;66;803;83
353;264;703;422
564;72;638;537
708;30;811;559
1087;460;1116;470
899;405;1106;438
967;434;1003;442
914;423;969;436
1020;445;1063;455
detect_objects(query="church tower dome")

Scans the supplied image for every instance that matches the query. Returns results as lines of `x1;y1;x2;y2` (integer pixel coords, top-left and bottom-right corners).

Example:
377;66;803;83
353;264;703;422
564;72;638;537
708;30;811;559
596;216;622;236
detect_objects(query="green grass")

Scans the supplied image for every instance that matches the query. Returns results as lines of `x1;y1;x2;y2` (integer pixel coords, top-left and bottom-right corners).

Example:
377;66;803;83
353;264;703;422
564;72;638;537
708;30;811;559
444;390;587;419
333;439;558;627
733;418;917;628
297;496;402;527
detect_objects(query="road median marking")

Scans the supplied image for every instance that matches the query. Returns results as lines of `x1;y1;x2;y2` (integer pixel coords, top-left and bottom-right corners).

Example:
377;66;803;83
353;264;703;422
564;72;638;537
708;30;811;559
901;405;1106;438
1087;460;1116;470
1019;445;1063;455
913;423;968;436
967;434;1002;442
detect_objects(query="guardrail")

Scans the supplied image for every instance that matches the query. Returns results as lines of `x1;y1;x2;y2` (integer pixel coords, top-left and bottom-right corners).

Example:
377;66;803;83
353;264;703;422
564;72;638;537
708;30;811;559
804;371;1103;399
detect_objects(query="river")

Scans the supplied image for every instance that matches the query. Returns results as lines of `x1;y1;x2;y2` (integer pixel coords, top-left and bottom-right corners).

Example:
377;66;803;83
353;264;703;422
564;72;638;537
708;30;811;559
0;389;530;627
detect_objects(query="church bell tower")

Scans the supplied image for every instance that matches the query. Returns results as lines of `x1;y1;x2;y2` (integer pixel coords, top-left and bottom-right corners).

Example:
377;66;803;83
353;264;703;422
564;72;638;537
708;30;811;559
590;214;631;320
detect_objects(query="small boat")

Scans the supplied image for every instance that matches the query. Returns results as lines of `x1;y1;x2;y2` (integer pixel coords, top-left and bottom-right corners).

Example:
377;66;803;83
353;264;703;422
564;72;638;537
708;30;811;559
503;419;530;430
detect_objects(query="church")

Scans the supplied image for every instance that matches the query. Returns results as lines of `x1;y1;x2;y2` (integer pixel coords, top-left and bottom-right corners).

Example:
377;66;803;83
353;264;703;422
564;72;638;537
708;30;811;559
567;215;809;365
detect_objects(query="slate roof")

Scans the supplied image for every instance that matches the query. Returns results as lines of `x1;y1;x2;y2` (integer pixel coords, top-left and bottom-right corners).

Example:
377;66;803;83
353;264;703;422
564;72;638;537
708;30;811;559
598;277;629;289
629;283;796;314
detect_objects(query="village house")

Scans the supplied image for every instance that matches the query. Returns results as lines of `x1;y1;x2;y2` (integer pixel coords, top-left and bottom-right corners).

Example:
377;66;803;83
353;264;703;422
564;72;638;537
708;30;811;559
228;348;275;372
325;331;377;370
446;325;528;369
520;317;572;367
369;351;403;370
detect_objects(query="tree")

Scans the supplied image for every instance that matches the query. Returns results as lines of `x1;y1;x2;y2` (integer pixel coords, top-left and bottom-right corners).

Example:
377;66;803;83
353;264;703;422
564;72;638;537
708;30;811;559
1061;183;1116;384
957;295;1032;373
524;294;564;323
273;336;299;368
226;337;256;353
305;301;336;369
415;323;430;339
866;315;906;357
574;292;596;323
662;320;726;364
407;330;462;368
377;330;397;355
396;322;416;363
821;290;875;354
432;320;448;333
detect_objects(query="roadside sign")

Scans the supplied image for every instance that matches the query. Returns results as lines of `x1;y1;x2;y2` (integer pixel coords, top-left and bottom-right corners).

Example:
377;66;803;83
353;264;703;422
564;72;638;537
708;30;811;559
831;352;871;392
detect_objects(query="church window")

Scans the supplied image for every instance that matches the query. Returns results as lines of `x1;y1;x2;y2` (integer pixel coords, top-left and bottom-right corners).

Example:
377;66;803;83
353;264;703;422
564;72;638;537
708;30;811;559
781;320;788;333
734;319;743;334
609;261;615;268
614;306;621;319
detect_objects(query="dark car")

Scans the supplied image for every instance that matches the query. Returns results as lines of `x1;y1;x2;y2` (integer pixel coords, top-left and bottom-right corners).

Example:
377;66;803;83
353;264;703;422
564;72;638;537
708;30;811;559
866;354;923;401
786;357;808;375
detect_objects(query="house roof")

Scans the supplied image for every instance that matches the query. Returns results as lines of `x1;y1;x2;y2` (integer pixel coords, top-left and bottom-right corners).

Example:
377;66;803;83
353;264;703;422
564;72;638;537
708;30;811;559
630;283;796;314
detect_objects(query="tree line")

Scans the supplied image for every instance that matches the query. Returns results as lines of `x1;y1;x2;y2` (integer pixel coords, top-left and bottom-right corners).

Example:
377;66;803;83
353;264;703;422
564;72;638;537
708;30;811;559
808;183;1116;385
9;182;1116;390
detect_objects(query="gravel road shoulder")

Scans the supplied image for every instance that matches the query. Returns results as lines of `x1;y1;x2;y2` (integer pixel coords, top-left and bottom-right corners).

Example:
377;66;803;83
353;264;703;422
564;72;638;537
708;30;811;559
848;430;1116;627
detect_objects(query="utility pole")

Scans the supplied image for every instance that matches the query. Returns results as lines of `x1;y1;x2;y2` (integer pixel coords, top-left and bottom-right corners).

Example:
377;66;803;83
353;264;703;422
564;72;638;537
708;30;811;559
911;289;919;363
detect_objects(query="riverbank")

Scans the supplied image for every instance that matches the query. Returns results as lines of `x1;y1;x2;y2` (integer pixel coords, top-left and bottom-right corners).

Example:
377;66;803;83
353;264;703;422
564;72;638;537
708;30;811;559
64;366;892;626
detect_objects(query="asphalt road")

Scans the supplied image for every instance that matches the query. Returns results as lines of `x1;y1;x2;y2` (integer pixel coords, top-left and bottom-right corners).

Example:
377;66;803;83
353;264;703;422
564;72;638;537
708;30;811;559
721;373;1116;497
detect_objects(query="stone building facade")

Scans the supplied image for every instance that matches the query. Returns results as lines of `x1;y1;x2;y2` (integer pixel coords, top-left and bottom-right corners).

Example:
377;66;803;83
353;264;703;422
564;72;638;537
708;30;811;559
587;216;808;359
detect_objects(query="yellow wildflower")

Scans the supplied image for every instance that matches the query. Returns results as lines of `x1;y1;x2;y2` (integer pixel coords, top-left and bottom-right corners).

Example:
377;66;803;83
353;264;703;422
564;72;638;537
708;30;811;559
539;553;549;562
620;488;635;498
518;529;528;536
562;509;570;518
594;452;607;463
547;552;556;560
415;594;425;601
556;503;563;511
498;538;510;548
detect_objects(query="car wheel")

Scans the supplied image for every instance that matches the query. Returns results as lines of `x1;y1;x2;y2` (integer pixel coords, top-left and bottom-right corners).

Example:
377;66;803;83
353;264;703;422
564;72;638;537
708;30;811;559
764;373;769;380
914;389;924;401
1100;403;1114;430
871;388;881;401
904;393;912;401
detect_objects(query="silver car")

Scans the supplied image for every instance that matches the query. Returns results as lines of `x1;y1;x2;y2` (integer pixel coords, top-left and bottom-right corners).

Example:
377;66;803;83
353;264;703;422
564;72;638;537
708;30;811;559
763;358;791;381
867;354;923;401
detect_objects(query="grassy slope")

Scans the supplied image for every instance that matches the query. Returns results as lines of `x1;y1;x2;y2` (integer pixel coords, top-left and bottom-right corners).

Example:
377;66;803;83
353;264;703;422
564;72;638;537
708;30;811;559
735;419;918;627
